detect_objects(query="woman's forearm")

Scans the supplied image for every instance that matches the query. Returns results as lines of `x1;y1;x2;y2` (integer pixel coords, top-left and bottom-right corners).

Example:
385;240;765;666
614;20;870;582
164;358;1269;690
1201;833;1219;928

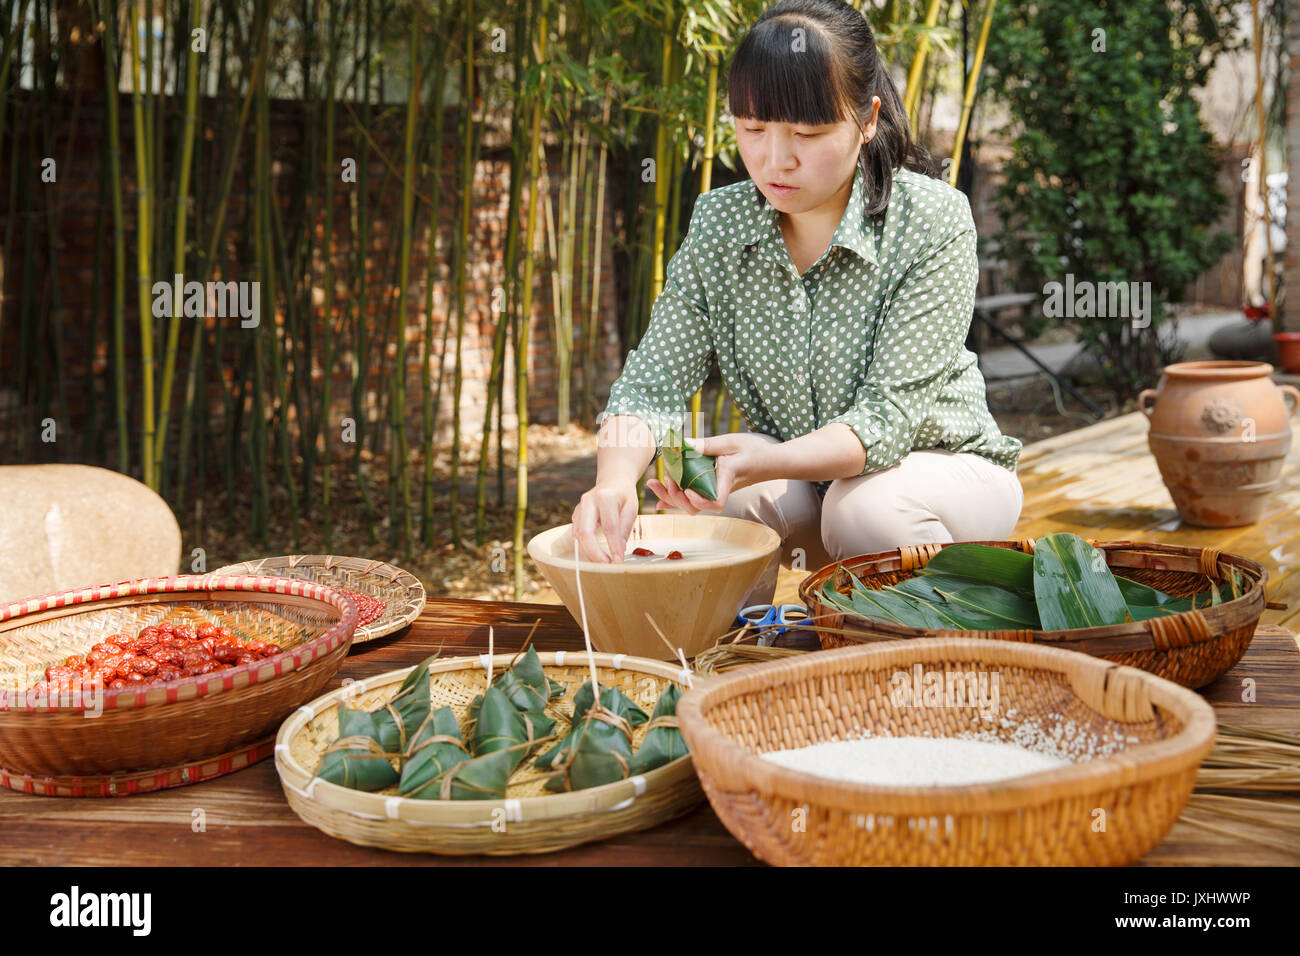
767;423;868;482
595;414;657;486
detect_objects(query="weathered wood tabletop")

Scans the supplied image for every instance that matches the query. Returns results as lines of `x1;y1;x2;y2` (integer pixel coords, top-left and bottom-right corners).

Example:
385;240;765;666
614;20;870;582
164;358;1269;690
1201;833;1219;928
3;599;1297;866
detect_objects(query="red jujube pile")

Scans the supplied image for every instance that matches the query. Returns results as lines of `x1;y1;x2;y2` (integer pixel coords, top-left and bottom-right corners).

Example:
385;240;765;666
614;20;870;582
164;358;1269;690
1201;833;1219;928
31;622;283;696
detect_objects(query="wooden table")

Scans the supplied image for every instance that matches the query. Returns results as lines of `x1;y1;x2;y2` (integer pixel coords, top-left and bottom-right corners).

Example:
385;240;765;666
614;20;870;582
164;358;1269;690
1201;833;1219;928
3;599;1297;866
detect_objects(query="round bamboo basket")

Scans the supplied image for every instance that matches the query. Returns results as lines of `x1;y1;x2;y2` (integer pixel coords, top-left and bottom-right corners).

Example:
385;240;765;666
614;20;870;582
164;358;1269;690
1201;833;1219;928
677;637;1217;866
799;539;1271;688
276;652;704;854
0;574;356;787
213;554;425;644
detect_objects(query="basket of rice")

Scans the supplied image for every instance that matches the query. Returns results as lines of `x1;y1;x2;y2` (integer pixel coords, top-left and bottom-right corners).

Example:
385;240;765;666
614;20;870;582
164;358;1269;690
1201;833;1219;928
677;636;1216;866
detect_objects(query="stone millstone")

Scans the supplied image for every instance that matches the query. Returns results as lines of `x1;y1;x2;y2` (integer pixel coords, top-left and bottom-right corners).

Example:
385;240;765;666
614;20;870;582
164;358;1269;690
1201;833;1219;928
0;464;181;605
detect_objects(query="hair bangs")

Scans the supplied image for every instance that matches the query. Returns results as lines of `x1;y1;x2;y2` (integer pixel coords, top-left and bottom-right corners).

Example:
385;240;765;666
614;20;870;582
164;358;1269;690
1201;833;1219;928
727;19;854;127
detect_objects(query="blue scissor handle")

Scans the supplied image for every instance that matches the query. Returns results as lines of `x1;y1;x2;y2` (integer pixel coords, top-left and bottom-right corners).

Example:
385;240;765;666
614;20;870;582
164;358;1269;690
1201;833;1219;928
737;603;809;633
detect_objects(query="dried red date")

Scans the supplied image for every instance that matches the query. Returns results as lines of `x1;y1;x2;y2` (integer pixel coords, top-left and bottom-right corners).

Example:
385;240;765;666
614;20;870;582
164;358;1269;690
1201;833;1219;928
667;550;684;560
632;547;655;557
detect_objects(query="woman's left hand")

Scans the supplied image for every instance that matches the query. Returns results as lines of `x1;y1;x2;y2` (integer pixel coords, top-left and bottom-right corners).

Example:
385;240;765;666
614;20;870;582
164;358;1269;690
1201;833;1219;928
646;432;779;513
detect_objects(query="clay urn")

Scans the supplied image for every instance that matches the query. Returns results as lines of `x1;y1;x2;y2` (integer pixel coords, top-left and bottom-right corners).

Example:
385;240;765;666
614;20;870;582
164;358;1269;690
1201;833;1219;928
1138;361;1300;527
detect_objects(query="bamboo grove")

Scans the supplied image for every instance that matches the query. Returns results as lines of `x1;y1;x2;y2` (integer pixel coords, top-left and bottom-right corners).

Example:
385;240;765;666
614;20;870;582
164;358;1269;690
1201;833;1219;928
0;0;991;597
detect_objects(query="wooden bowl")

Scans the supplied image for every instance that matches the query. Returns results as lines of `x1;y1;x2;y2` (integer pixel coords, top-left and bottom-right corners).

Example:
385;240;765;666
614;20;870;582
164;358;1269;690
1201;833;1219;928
677;637;1217;866
0;574;356;786
527;514;779;660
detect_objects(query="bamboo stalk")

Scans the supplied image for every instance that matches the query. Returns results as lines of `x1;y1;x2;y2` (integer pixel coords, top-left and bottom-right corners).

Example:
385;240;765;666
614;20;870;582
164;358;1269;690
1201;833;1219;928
903;0;944;129
474;1;525;545
391;6;421;561
422;8;449;548
515;0;548;599
321;0;339;550
947;0;996;187
153;0;204;483
650;27;671;482
449;0;477;550
688;52;719;436
128;1;155;489
350;0;376;544
581;88;610;423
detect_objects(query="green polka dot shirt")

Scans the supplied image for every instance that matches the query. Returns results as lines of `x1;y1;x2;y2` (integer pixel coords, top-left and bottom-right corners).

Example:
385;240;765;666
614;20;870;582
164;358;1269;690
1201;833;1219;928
598;161;1023;483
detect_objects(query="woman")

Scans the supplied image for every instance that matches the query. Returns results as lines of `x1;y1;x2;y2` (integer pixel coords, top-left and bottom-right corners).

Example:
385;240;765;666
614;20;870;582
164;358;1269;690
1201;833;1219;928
572;0;1024;604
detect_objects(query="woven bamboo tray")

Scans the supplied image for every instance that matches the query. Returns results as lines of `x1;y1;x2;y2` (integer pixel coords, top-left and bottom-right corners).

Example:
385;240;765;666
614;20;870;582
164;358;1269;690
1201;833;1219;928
275;651;704;855
677;636;1217;866
0;574;356;787
800;539;1273;689
214;555;425;644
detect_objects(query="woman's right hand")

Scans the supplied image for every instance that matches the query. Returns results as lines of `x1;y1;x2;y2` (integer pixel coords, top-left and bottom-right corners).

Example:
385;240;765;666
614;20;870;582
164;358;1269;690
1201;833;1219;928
571;480;640;563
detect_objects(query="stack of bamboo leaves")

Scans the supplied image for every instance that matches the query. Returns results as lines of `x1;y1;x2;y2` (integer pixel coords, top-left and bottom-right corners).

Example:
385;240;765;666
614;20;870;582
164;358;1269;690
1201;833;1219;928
821;533;1246;631
316;646;687;800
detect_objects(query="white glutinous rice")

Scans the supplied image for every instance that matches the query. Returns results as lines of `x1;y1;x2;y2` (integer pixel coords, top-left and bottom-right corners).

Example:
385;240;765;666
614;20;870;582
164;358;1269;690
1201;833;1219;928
760;736;1069;787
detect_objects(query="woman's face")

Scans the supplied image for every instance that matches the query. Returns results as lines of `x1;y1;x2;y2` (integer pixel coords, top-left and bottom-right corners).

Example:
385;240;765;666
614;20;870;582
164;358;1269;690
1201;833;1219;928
735;97;880;214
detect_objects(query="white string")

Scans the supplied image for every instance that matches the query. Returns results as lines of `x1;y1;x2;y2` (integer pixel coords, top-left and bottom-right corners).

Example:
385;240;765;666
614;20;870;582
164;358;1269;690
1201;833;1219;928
486;625;494;686
573;533;599;699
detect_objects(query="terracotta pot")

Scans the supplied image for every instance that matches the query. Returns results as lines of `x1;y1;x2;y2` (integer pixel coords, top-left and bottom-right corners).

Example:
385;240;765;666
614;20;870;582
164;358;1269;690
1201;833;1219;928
1274;332;1300;374
1138;361;1300;527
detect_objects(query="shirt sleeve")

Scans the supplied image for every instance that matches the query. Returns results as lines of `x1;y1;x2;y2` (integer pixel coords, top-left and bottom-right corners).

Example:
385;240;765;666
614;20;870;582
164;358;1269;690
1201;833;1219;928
826;189;978;475
596;209;714;455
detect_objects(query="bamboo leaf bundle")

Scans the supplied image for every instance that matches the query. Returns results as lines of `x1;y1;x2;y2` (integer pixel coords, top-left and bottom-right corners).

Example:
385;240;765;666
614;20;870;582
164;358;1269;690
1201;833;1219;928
820;535;1246;632
661;427;718;500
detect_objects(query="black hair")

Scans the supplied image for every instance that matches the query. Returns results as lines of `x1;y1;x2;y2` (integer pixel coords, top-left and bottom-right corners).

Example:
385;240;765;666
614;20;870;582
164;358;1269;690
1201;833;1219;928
727;0;938;217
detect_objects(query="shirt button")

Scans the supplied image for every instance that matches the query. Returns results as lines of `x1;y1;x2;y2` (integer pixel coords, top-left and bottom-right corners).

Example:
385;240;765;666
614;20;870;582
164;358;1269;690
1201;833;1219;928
797;374;807;385
791;299;806;312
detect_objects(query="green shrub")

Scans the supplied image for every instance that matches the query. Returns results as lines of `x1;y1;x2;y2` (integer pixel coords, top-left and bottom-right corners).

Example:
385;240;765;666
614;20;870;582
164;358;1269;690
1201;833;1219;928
983;0;1240;398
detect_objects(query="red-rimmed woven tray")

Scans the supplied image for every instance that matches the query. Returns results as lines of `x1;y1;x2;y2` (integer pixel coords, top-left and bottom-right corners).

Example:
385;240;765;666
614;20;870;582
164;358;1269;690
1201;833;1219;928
799;539;1274;689
0;574;357;789
0;736;276;797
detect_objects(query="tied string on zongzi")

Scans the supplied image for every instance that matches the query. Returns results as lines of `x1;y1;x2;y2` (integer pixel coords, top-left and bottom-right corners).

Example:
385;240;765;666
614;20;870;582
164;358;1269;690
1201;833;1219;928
383;700;413;753
433;734;559;800
321;735;403;762
406;733;469;759
642;715;679;733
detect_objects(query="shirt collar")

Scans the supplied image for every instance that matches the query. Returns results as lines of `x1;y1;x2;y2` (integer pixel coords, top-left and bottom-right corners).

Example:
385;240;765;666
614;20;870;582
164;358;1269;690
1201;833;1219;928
728;160;879;269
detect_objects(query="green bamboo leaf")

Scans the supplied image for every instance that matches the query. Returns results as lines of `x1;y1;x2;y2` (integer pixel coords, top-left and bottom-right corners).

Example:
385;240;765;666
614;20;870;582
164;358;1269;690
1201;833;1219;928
861;589;954;628
1032;533;1129;630
1210;579;1223;606
932;585;1042;629
661;428;718;500
1114;575;1191;609
846;589;907;625
921;543;1035;592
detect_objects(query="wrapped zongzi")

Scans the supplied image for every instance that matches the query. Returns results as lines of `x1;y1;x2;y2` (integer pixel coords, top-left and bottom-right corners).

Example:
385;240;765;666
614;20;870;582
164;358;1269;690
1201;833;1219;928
535;680;648;771
629;684;689;774
543;700;635;793
661;428;718;501
399;705;472;798
315;705;401;791
471;683;555;772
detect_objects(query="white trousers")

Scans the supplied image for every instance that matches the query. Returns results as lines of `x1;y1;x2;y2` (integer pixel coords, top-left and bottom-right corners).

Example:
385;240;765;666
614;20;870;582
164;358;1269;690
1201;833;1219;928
716;435;1025;606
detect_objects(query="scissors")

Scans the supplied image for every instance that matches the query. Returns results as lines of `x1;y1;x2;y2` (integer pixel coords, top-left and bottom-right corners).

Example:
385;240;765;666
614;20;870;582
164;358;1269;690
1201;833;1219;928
736;604;810;646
